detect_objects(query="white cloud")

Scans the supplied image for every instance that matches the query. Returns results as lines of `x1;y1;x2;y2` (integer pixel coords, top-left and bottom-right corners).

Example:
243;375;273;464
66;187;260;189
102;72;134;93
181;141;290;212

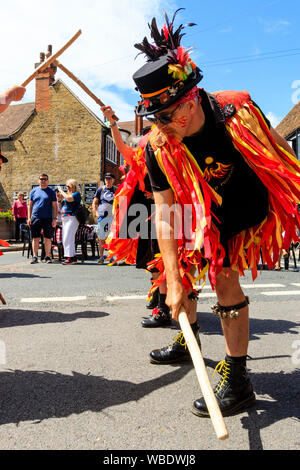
219;26;232;34
0;0;169;121
266;111;282;128
258;17;290;34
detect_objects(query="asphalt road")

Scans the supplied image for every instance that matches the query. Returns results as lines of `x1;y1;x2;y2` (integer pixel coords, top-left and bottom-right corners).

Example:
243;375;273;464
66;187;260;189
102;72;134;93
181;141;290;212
0;250;299;451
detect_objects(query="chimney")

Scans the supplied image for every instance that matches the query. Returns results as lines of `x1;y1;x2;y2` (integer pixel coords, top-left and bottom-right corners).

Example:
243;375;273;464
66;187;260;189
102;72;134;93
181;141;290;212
35;45;57;112
135;103;143;135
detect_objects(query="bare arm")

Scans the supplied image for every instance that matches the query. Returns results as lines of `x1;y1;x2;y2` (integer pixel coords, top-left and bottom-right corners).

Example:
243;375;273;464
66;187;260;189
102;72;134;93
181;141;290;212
27;200;33;226
0;86;26;114
52;201;57;219
57;187;75;202
270;126;297;158
101;106;135;166
92;197;99;219
154;188;190;321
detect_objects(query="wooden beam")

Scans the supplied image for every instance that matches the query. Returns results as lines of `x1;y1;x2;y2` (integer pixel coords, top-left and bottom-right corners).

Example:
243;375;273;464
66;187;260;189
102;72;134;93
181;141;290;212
21;29;82;87
54;60;119;121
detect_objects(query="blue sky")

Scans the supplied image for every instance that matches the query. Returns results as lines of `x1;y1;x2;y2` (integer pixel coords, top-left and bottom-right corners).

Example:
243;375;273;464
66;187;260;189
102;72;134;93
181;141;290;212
2;0;299;126
165;0;300;127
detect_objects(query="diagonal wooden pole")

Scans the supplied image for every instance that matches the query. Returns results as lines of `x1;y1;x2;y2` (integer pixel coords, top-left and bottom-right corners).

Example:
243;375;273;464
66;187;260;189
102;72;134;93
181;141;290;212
54;60;119;121
21;30;82;87
178;307;229;440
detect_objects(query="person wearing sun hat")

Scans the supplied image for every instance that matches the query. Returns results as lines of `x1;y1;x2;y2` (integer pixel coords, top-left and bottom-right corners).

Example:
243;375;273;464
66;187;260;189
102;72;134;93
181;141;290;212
132;9;300;417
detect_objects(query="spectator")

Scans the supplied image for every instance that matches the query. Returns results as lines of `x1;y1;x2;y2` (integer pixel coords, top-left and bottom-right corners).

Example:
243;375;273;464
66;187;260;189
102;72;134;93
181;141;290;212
58;179;81;265
53;188;63;251
12;192;28;242
92;173;116;264
28;174;57;264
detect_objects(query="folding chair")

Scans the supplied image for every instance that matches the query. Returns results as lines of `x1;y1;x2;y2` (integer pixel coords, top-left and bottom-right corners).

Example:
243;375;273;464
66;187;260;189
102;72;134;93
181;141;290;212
20;224;33;258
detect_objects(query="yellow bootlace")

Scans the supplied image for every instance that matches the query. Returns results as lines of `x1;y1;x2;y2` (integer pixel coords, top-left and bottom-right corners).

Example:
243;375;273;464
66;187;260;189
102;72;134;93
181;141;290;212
213;360;231;394
171;331;187;349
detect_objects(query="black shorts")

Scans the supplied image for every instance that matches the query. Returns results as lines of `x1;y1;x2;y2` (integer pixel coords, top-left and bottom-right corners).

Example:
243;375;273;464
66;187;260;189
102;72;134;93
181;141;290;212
136;237;159;271
31;218;54;239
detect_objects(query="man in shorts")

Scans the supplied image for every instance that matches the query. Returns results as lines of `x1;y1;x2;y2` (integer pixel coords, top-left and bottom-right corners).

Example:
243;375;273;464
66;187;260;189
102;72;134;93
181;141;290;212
92;173;115;264
28;174;57;263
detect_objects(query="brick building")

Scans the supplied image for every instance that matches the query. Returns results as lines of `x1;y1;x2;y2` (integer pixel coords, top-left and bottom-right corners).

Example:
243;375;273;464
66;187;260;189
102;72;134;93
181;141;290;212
276;101;300;160
0;58;129;210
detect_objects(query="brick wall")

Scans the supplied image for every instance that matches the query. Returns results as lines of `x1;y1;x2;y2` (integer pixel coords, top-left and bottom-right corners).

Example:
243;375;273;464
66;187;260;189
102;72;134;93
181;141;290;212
0;80;103;210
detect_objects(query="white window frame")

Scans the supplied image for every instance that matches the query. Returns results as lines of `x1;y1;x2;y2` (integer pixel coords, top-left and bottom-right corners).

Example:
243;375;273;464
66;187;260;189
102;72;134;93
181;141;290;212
106;135;118;164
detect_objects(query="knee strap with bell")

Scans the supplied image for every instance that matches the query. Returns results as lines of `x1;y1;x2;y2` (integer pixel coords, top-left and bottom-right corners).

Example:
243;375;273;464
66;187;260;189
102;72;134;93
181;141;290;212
211;296;250;319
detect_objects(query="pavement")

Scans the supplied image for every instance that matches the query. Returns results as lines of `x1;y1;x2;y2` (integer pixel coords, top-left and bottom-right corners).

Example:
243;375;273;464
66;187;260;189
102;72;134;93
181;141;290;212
0;250;299;451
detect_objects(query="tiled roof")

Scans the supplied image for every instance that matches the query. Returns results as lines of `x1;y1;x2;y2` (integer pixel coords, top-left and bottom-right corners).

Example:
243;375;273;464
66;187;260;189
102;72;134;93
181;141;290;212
0;102;35;139
118;120;152;135
276;101;300;138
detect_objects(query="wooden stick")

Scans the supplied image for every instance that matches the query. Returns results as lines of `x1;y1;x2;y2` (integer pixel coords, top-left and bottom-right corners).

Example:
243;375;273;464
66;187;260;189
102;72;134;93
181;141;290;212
178;308;229;440
54;60;119;121
0;293;6;305
21;29;82;87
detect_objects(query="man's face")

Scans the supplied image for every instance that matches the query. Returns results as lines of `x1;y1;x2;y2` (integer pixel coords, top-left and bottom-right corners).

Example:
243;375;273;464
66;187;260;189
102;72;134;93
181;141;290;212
153;102;191;141
39;175;48;188
105;177;114;188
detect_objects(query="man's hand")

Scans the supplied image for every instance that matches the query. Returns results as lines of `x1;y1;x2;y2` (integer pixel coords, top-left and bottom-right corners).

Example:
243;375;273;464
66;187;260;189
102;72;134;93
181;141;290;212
27;218;32;227
101;105;116;124
6;86;26;103
166;279;191;323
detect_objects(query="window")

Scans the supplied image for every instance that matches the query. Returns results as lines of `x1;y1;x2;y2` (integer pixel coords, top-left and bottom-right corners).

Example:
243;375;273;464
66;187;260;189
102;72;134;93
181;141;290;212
106;135;118;164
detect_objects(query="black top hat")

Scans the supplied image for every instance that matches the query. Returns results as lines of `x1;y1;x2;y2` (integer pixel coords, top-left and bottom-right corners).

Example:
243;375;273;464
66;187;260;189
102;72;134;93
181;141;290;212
104;173;115;179
0;152;8;163
133;54;202;116
132;9;203;116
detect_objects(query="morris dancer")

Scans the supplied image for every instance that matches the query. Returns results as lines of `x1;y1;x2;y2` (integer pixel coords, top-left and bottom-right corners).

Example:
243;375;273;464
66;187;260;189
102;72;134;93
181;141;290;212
102;105;171;327
0;85;26;303
131;10;300;417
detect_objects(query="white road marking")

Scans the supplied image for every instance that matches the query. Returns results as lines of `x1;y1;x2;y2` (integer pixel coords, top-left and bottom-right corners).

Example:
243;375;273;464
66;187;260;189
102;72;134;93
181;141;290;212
106;295;147;301
106;284;288;302
200;283;285;291
261;290;300;296
291;283;300;287
20;296;87;303
240;283;286;289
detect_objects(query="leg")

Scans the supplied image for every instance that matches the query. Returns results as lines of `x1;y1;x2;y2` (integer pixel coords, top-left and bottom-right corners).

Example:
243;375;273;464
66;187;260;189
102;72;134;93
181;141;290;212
15;219;20;242
215;269;249;357
43;238;52;258
98;239;105;258
32;238;39;257
149;295;200;363
193;268;255;417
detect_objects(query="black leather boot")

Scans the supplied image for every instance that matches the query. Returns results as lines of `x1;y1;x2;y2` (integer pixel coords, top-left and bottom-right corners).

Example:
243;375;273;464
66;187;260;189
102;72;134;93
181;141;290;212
146;287;159;309
192;356;256;417
141;306;172;328
149;322;201;364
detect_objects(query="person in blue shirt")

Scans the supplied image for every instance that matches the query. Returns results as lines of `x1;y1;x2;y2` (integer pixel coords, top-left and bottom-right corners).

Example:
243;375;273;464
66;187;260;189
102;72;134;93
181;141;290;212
28;173;57;263
58;179;81;265
92;173;116;264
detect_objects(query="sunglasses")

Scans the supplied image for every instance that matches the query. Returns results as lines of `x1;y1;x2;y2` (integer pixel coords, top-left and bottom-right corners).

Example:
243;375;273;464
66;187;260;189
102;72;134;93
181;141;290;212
39;178;48;181
147;103;182;125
